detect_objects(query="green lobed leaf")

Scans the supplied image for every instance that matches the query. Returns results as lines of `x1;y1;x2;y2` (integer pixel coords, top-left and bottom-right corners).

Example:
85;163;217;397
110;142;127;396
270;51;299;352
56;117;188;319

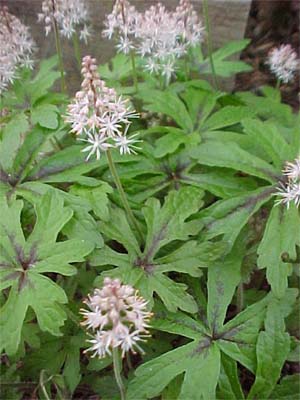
207;233;246;332
142;186;204;260
26;145;100;185
242;118;293;169
139;89;194;132
258;204;300;298
152;300;208;337
27;56;60;105
183;170;258;198
93;188;209;312
0;112;29;173
0;191;93;355
198;186;275;249
217;353;245;400
269;375;300;399
202;106;255;131
127;341;220;400
218;295;269;373
70;182;112;222
248;296;294;399
31;104;59;129
191;141;278;183
178;86;221;130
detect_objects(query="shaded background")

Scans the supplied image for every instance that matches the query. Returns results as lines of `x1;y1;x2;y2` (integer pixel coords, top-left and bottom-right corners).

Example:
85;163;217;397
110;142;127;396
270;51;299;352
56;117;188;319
2;0;252;92
2;0;299;107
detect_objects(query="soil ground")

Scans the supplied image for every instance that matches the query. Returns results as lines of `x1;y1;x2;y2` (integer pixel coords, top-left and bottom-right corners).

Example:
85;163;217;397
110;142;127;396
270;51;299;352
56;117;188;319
236;0;299;110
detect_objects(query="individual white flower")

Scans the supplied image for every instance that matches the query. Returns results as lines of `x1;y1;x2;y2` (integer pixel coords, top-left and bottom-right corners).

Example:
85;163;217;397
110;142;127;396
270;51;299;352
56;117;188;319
116;35;135;54
275;182;300;209
38;0;91;42
81;278;152;358
79;24;91;44
161;58;177;84
114;132;142;155
267;44;299;84
283;157;300;182
144;58;161;75
79;132;112;160
0;6;36;93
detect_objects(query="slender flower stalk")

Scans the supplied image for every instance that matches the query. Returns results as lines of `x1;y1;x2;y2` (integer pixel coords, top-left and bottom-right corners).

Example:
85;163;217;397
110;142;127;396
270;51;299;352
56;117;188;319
130;50;138;93
52;11;66;92
106;148;143;243
65;56;143;242
113;347;126;400
202;0;219;90
72;32;82;72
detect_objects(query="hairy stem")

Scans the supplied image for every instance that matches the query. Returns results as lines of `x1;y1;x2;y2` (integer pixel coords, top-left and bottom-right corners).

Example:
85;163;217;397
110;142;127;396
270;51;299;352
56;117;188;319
106;149;143;244
237;282;244;313
113;348;126;400
72;32;82;72
53;18;67;92
130;51;138;93
202;0;219;90
276;79;281;90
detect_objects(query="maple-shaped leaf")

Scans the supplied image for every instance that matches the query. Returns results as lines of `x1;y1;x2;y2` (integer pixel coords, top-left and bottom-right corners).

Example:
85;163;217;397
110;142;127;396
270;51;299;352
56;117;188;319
126;236;275;399
257;204;300;298
91;187;226;313
0;191;93;355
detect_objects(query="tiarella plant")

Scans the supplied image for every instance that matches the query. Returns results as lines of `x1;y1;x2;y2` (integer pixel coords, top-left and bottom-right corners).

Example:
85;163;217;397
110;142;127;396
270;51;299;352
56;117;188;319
0;1;299;400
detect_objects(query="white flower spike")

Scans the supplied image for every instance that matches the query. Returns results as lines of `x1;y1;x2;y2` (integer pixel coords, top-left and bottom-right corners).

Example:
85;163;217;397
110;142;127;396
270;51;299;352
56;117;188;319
38;0;91;42
267;44;299;84
81;278;152;358
65;55;140;160
0;6;36;93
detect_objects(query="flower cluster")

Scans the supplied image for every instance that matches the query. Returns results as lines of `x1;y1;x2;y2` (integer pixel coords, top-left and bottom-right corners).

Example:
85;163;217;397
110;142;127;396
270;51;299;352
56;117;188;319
103;0;204;82
275;157;300;209
81;278;152;358
65;56;140;160
0;6;35;93
266;44;299;84
102;0;139;55
38;0;91;43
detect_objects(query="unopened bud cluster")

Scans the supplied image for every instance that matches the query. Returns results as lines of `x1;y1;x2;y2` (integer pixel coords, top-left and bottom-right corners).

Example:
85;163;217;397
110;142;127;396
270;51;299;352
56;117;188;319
0;6;36;93
65;56;140;160
275;157;300;209
103;0;204;83
81;278;152;358
38;0;91;43
267;44;299;84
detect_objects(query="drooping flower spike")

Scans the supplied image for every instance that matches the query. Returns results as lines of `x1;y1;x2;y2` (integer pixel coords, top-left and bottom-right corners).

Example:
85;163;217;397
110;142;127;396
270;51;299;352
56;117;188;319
0;6;36;93
65;55;140;160
81;278;152;358
38;0;91;42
